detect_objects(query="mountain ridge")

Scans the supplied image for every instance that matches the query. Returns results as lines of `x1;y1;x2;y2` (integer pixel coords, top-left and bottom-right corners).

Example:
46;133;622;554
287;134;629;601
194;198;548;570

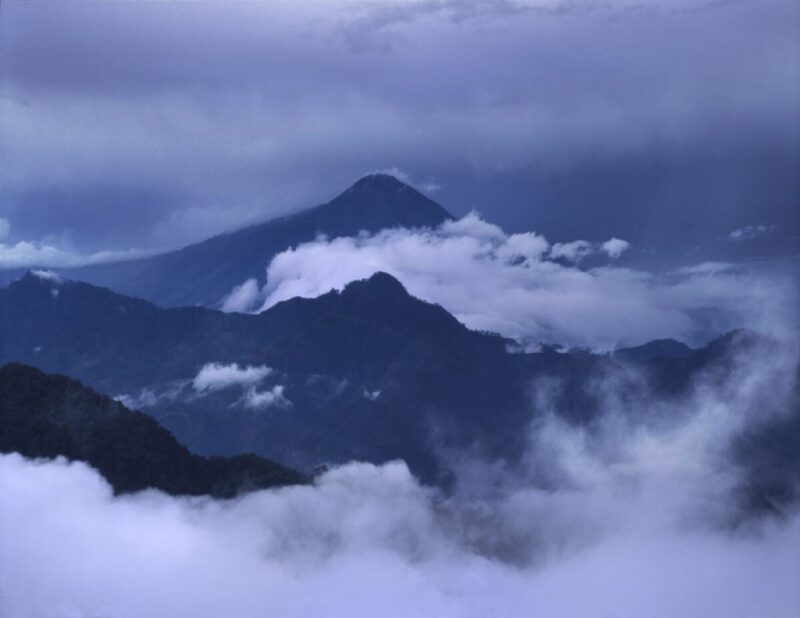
0;269;788;493
45;174;453;308
0;363;306;497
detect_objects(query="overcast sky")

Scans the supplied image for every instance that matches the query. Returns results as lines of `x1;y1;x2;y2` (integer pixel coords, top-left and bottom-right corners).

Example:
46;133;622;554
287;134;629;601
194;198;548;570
1;0;798;264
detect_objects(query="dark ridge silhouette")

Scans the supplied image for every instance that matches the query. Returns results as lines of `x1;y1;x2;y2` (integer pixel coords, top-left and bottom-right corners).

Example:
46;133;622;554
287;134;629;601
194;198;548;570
0;269;794;502
0;363;306;497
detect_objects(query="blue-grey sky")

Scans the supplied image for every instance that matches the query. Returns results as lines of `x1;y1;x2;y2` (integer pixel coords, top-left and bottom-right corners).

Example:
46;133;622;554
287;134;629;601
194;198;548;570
1;0;798;266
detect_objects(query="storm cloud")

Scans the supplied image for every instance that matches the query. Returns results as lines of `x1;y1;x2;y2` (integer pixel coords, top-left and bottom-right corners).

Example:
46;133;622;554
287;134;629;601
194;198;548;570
1;0;797;259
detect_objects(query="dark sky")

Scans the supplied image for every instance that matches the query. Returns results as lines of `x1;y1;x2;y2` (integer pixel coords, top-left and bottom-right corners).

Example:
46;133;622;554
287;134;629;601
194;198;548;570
1;0;798;267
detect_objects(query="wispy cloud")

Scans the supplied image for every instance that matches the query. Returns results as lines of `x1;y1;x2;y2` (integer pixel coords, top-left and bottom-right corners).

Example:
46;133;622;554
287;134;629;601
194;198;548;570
729;224;777;242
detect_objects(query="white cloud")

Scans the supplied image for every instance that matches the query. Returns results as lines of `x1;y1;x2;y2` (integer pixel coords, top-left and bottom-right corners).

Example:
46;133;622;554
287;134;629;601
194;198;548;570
115;388;162;410
116;367;285;411
222;215;790;350
420;181;442;194
364;389;382;401
192;362;273;393
601;237;630;259
496;231;550;263
1;338;797;618
370;168;443;195
372;167;412;184
239;385;292;411
441;212;506;240
673;261;733;276
30;269;63;283
729;224;777;242
220;278;261;312
0;239;160;270
1;0;796;252
549;237;629;262
549;240;594;263
114;381;191;410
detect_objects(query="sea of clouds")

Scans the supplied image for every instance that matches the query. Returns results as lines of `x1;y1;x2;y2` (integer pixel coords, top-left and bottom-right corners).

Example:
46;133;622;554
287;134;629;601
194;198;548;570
2;323;798;617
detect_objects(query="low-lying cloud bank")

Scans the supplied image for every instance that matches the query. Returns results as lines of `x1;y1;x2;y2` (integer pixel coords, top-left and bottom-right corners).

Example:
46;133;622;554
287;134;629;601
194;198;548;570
3;333;798;618
222;214;794;350
0;218;160;269
2;453;796;618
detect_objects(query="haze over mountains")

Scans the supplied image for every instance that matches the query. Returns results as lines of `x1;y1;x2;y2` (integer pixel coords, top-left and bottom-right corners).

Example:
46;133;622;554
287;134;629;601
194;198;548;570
3;173;787;354
0;172;796;618
1;266;796;511
2;1;798;614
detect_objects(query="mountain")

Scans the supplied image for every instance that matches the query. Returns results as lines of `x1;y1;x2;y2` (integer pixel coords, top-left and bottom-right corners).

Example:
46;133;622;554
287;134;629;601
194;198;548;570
57;174;453;308
0;269;793;496
0;363;306;497
614;338;695;362
0;269;525;480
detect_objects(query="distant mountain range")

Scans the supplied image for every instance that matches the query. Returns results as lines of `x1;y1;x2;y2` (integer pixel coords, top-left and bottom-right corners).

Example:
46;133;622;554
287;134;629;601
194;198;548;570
0;269;524;479
0;364;305;496
12;174;451;308
2;267;793;501
0;173;795;507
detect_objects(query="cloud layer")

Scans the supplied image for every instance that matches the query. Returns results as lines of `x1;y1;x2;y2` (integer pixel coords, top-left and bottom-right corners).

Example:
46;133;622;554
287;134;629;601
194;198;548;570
0;236;160;270
1;0;797;255
2;333;798;618
224;215;793;350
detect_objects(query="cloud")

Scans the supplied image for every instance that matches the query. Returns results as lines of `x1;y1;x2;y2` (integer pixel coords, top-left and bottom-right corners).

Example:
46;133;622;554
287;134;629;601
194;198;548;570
192;362;273;393
371;167;442;195
29;269;63;283
115;388;165;411
225;215;792;350
364;389;382;401
114;381;191;411
729;224;777;242
115;365;286;411
549;240;594;262
441;212;507;240
601;237;630;259
0;0;797;254
190;363;291;411
1;336;798;617
220;278;261;313
0;239;160;270
239;385;292;411
550;237;629;263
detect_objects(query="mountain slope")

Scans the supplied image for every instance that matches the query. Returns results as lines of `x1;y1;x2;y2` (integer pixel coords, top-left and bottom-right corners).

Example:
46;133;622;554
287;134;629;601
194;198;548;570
614;338;695;362
1;269;792;493
0;270;530;479
0;364;305;496
61;174;453;308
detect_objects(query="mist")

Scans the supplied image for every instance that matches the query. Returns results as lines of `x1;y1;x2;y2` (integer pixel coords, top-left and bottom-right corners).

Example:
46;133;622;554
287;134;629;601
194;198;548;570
2;327;797;618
